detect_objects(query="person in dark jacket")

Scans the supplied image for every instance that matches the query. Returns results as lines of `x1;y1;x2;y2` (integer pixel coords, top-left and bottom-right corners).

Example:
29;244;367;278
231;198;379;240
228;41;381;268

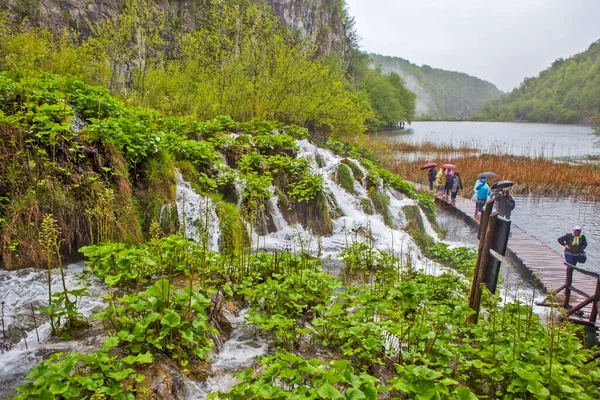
450;172;463;205
491;189;516;219
558;226;588;266
428;167;437;191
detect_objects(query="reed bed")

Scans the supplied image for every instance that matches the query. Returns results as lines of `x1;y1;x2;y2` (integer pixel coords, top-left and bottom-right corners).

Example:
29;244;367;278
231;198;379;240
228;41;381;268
350;136;600;201
390;154;600;200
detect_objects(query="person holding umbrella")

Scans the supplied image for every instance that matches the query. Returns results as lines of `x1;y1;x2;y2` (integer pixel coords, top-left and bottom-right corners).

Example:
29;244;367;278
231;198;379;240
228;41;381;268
558;226;587;266
474;177;491;217
420;163;437;191
442;164;456;201
490;181;516;220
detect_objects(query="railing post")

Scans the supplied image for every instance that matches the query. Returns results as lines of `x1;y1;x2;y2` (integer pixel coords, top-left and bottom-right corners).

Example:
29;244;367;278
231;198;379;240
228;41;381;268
588;277;600;326
563;263;574;309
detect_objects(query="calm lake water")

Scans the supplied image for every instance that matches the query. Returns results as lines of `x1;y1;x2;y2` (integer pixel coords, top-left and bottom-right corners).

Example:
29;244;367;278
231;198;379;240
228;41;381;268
381;121;599;158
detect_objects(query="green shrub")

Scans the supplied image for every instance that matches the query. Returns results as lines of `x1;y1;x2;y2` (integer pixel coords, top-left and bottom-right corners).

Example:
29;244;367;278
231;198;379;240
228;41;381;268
15;337;152;399
95;279;216;368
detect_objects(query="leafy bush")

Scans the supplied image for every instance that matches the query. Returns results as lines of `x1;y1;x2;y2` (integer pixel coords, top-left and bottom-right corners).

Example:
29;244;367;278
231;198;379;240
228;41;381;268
287;173;324;203
243;267;341;350
213;351;382;400
15;337;152;400
95;278;216;367
427;243;477;276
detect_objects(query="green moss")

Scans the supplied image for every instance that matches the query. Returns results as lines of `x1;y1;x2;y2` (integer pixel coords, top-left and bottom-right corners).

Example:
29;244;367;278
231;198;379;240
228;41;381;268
336;163;355;193
216;200;249;256
371;190;394;228
361;198;374;215
315;154;326;168
138;151;177;236
403;205;435;250
341;159;363;182
278;190;333;236
416;191;444;238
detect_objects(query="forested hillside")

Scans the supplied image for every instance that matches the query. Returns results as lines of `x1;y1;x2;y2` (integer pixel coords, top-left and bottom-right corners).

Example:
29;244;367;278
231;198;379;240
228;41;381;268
370;53;502;117
475;40;600;123
0;0;416;133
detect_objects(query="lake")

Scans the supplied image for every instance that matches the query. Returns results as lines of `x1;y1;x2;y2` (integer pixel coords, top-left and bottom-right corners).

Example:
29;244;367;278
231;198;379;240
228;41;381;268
380;121;599;159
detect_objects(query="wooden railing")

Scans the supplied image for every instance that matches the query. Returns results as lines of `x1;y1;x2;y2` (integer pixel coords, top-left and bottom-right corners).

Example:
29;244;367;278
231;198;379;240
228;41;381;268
552;263;600;326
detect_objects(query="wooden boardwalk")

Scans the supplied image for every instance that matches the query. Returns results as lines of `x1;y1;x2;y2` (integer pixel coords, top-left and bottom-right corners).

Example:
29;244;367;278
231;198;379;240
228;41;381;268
436;192;598;311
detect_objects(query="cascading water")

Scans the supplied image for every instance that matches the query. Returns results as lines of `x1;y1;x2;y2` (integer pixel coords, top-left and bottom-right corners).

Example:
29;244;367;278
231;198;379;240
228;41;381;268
175;171;221;251
185;309;269;399
249;139;440;273
0;263;108;398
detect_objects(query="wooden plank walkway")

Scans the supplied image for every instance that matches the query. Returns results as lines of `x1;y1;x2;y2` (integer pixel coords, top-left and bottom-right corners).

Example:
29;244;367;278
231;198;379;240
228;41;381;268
434;191;597;311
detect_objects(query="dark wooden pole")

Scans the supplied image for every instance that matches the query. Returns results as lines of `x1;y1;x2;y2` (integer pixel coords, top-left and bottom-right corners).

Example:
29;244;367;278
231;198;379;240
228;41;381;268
469;201;494;310
469;212;497;325
563;264;574;309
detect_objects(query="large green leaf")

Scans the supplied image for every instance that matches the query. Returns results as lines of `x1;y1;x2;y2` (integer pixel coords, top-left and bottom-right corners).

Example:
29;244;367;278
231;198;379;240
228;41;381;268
161;309;181;328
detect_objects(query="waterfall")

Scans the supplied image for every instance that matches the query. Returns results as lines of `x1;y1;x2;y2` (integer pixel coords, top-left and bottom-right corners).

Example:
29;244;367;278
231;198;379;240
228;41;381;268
175;171;221;252
251;140;427;269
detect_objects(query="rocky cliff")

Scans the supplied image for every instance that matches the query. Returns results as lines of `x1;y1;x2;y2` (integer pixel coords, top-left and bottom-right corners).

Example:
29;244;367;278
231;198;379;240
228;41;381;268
1;0;351;57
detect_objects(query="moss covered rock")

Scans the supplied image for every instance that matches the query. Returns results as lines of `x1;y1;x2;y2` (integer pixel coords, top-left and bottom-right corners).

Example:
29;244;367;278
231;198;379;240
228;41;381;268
371;190;394;228
336;163;355;193
278;190;333;236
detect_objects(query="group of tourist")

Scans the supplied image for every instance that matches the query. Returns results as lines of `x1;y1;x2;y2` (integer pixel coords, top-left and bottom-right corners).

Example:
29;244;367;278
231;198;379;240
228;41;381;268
425;164;587;268
427;166;464;206
428;166;515;218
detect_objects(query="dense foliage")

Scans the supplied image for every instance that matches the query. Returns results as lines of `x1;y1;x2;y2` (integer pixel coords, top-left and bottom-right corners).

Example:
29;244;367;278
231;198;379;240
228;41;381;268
475;40;600;123
0;0;414;133
370;53;502;117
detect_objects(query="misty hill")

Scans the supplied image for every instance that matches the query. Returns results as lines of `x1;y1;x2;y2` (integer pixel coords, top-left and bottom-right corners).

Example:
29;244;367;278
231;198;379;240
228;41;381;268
370;53;502;117
475;40;600;124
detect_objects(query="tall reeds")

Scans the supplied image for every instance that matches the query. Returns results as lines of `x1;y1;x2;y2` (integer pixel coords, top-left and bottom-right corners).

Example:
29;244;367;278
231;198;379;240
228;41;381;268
354;137;600;200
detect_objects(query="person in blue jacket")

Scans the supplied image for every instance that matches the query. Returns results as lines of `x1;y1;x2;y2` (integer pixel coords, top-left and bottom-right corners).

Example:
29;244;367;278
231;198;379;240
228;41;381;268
474;177;490;217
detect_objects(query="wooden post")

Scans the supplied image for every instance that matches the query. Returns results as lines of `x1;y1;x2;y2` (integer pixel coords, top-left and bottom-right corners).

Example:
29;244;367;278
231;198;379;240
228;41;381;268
469;212;497;324
563;264;574;309
589;277;600;325
469;201;494;309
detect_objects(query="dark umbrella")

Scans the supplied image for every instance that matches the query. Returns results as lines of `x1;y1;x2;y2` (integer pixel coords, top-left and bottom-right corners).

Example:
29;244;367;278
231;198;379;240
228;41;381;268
420;163;437;170
477;171;498;179
492;180;514;190
442;164;456;169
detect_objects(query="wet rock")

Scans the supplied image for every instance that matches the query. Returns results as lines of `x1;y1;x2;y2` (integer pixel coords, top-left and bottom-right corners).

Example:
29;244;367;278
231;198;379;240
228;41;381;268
136;352;186;400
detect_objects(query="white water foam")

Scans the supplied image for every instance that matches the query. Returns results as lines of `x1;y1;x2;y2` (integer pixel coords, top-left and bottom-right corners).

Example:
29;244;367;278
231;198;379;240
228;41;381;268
185;309;269;399
175;171;221;251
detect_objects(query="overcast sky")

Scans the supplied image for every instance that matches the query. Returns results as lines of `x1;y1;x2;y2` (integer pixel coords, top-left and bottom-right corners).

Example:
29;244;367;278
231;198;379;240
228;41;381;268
346;0;600;92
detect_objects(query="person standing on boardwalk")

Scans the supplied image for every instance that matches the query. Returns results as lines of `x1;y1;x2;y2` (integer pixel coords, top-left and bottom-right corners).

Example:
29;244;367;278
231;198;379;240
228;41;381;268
428;167;437;191
450;172;463;206
491;188;516;219
558;226;587;266
436;168;446;197
444;168;455;201
474;177;490;217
